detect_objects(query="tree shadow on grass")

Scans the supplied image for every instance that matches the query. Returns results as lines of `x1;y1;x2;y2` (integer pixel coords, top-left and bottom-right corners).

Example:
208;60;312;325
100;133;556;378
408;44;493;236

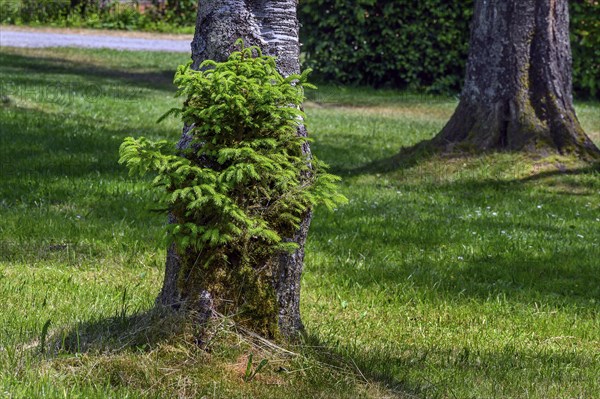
333;134;600;180
307;157;600;310
305;175;600;394
0;51;180;93
311;135;440;177
0;106;165;182
298;333;424;398
353;140;439;175
302;332;598;399
0;105;167;216
48;306;197;356
310;242;600;312
0;104;170;263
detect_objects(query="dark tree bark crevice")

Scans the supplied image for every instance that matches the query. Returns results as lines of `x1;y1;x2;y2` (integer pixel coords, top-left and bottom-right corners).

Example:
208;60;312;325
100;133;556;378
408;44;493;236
431;0;600;160
157;0;309;339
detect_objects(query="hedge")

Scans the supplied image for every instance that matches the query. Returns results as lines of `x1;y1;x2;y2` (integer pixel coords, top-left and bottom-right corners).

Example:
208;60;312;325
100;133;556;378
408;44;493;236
1;0;597;97
299;0;599;98
0;0;196;33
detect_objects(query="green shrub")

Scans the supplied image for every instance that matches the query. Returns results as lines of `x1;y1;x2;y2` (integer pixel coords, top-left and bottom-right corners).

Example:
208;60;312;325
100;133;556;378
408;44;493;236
0;0;196;33
151;0;197;27
299;0;472;94
0;0;70;24
119;42;346;335
571;0;600;98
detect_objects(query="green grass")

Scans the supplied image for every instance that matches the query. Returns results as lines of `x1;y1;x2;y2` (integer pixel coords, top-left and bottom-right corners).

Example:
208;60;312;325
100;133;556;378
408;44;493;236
1;46;599;399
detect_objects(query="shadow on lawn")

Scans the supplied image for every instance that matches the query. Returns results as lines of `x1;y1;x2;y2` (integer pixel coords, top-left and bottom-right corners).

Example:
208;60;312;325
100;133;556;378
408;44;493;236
49;307;192;355
311;135;439;177
0;105;167;212
303;332;597;399
0;104;167;263
308;157;600;310
0;53;180;206
351;140;438;175
332;135;600;180
0;106;164;181
0;52;179;93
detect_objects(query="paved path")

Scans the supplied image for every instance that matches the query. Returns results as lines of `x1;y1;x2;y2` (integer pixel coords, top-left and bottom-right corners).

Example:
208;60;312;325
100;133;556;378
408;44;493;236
0;29;190;52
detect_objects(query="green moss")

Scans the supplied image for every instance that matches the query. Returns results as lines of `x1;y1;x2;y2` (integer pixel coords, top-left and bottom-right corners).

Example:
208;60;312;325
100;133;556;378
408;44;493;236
177;246;280;337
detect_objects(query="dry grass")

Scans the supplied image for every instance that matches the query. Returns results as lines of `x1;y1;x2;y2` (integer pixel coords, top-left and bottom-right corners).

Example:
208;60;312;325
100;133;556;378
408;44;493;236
305;103;454;122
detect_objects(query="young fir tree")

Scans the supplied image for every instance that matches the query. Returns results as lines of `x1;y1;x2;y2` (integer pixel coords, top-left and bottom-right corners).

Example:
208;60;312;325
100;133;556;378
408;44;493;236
119;43;345;338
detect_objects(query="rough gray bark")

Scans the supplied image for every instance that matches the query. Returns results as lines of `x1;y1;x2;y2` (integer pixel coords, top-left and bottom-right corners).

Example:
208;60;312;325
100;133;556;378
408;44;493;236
432;0;599;159
157;0;309;338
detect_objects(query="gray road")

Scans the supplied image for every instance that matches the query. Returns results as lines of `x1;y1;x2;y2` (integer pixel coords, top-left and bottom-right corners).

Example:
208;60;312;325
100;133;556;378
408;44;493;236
0;29;190;52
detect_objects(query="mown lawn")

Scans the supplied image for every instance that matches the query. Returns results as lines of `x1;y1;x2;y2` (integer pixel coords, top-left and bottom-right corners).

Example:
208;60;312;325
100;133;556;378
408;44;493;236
1;47;599;399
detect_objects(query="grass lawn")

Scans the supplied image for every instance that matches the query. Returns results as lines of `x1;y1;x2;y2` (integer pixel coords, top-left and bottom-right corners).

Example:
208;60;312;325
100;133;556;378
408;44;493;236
1;46;599;399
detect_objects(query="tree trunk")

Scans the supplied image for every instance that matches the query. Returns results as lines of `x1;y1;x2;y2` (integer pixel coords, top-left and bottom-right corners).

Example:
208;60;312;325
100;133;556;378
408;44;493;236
157;0;309;339
431;0;599;160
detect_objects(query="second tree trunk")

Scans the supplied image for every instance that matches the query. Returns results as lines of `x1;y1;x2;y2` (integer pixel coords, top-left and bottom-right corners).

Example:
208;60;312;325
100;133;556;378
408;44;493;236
432;0;599;160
